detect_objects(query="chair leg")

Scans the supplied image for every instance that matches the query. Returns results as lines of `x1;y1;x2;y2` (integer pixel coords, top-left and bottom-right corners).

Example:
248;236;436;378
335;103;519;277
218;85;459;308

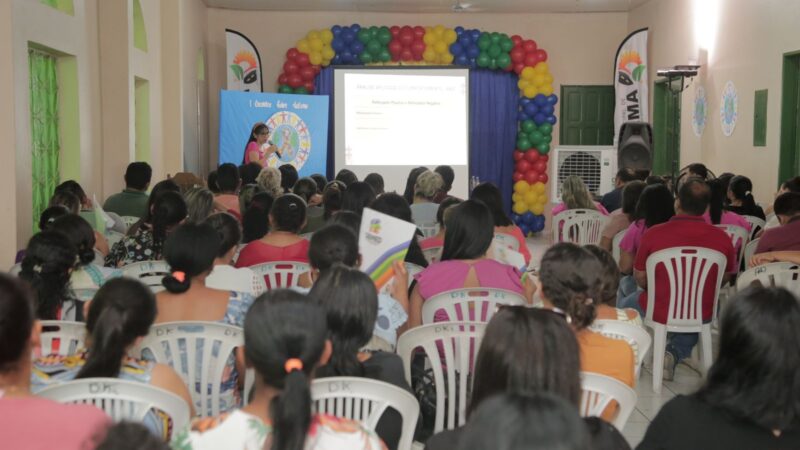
700;327;713;376
651;326;667;394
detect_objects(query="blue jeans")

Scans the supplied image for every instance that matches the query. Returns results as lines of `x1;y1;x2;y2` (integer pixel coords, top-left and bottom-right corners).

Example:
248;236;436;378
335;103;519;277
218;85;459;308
617;275;643;315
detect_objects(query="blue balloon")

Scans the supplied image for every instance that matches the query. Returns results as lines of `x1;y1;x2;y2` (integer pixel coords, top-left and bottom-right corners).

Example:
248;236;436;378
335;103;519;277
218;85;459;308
470;29;481;41
455;26;465;34
342;30;355;44
511;213;521;224
534;94;548;107
331;38;345;51
518;111;530;122
467;45;481;58
450;43;464;56
524;103;539;116
547;94;559;105
542;105;555;115
332;54;342;64
332;25;342;35
519;97;531;106
340;50;354;64
546;115;557;125
533;113;547;126
351;24;361;32
524;212;535;225
455;54;470;66
351;41;365;53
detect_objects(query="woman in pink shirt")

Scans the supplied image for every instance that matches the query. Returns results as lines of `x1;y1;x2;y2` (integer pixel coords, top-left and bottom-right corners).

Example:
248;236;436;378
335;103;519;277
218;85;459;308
236;194;310;267
0;274;110;449
409;200;535;329
471;183;532;265
705;178;751;232
242;123;280;166
618;184;675;274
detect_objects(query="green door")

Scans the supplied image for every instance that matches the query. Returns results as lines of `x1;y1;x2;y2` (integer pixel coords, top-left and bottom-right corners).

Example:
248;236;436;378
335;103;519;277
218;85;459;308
560;85;615;145
780;52;800;184
652;80;681;176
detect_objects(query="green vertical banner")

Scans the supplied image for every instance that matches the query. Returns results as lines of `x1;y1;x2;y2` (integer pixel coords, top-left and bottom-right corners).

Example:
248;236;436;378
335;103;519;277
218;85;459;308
29;49;60;231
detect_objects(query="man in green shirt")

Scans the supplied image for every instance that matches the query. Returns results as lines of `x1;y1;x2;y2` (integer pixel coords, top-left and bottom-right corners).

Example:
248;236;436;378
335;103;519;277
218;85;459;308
103;162;151;218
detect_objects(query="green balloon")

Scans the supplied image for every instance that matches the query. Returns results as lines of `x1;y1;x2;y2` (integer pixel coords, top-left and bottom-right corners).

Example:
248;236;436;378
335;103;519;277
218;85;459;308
488;44;501;58
537;143;551;153
477;34;491;50
543;135;552;144
500;37;514;52
378;27;392;44
294;87;309;94
476;53;490;67
530;130;544;144
358;28;371;44
490;32;501;44
539;123;553;135
497;53;511;68
379;49;391;63
367;40;381;54
521;120;536;133
488;58;498;70
517;137;532;150
278;85;293;94
360;51;374;64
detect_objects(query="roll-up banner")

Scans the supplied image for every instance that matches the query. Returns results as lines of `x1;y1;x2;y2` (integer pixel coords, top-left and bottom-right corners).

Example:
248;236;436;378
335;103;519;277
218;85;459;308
226;29;263;92
613;28;649;145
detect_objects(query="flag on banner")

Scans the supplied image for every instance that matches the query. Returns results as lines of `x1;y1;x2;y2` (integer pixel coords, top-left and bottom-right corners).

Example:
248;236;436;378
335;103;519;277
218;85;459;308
613;28;648;145
226;29;263;92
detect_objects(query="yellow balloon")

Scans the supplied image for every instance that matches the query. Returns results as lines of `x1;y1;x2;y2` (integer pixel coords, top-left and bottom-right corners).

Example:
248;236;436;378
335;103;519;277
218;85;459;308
533;182;545;194
535;62;549;74
544;73;554;84
521;67;535;80
540;85;554;96
322;47;335;60
517;79;529;90
442;53;454;64
310;38;323;52
434;41;448;54
444;29;458;44
513;180;530;194
513;201;528;215
308;31;320;41
423;49;437;62
524;191;538;205
434;25;445;36
512;193;522;203
531;204;545;215
297;40;311;54
523;86;538;98
309;53;323;66
533;74;545;86
320;29;334;44
423;32;436;45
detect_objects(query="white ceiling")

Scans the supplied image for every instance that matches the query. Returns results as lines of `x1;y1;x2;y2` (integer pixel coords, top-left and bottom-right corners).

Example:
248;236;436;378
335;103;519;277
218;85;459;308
202;0;650;14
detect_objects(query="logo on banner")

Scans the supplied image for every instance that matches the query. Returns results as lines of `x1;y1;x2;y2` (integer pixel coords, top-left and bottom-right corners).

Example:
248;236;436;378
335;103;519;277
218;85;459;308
617;50;646;121
230;51;259;90
265;111;311;170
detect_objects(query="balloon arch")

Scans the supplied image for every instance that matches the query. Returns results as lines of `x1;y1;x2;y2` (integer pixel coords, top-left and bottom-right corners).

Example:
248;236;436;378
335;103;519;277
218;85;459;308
276;25;557;234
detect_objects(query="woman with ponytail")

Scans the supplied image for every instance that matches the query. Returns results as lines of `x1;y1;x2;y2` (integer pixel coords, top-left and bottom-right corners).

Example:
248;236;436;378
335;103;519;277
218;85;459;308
174;290;386;450
105;190;187;267
156;223;254;414
727;175;766;220
19;231;81;321
51;214;121;293
311;265;411;450
30;278;193;437
235;193;309;267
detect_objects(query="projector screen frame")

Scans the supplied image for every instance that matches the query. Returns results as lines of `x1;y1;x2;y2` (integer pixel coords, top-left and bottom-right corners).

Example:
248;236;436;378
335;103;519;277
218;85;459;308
332;66;471;199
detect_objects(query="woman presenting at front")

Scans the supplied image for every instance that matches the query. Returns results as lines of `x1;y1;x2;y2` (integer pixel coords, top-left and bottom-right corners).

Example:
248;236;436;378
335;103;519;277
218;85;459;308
243;123;281;166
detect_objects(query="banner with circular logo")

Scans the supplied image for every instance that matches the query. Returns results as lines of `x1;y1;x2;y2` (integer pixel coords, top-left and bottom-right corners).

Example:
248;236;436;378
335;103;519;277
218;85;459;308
720;81;738;137
692;86;707;137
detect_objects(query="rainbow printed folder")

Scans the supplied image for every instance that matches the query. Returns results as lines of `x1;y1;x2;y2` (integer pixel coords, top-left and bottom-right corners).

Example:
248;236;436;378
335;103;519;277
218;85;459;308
359;207;417;291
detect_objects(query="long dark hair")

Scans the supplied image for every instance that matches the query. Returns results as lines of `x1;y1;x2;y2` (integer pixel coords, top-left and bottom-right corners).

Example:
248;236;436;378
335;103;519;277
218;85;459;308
694;286;800;431
403;167;427;205
39;205;70;231
311;266;377;377
52;214;97;266
341;181;376;216
370;193;428;268
292;177;318;204
0;274;36;372
308;224;358;271
150;191;187;253
161;223;220;294
728;175;757;210
19;231;77;320
244;290;327;450
583;245;621;306
270;194;306;233
204;212;242;258
470;306;582;416
322;181;346;220
634;184;675;228
242;192;274;243
279;165;299;194
243;123;269;164
471;183;512;227
441;200;494;261
129;179;180;236
76;278;156;379
707;178;726;224
539;243;602;330
621;180;646;217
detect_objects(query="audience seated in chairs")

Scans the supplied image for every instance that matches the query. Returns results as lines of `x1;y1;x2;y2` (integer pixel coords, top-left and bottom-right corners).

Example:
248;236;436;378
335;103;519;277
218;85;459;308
704;178;750;232
235;194;310;267
402;166;428;205
174;290;385;449
370;192;429;269
584;245;642;326
278;164;299;194
433;165;455;203
599;180;645;253
240;192;274;244
419;197;461;251
103;162;152;219
341;181;377;217
255;166;283;200
726;175;765;220
754;192;800;255
183;186;215;224
471;182;532;264
204;212;262;295
0;274;111;450
600;168;642;213
410;170;444;227
335;168;358;187
364;172;385;196
552;175;610;218
213;163;242;216
125;179;181;237
19;231;82;321
51;214;119;293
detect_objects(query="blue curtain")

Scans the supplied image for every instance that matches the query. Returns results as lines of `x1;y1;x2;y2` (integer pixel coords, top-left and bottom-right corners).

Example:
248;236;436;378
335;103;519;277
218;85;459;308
316;67;519;213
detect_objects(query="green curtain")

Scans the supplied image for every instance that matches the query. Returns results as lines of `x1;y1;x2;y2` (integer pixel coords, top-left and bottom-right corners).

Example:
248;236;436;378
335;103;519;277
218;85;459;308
29;49;60;232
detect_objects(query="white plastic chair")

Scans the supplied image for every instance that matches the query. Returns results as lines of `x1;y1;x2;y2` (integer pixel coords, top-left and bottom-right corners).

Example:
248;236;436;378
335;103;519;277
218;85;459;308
405;262;424;288
422;246;443;264
136;321;244;417
589;320;652;379
93;249;106;265
119;216;140;230
579;372;638;430
715;224;749;270
552;209;598;243
231;244;246;265
741;215;766;241
743;238;760;269
561;212;608;246
493;233;520;251
250;261;309;290
644;247;727;393
311;377;420;450
39;320;85;356
206;266;266;295
421;288;526;325
418;223;439;239
737;263;800;295
611;229;626;264
36;378;190;440
300;232;314;240
396;322;486;433
105;230;126;249
120;260;170;293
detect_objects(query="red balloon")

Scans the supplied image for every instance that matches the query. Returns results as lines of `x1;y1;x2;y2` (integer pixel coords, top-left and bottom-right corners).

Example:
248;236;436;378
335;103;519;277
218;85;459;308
283;61;299;75
400;34;414;46
303;81;315;92
523;40;538;52
513;63;526;74
411;41;426;55
511;35;523;46
390;26;400;36
401;25;413;35
513;151;524;161
400;49;414;61
534;161;547;173
538;173;549;183
278;73;289;85
413;52;423;61
516;160;531;173
524;151;539;163
538;154;549;162
286;48;299;60
389;41;403;54
311;65;322;75
295;53;310;67
536;49;548;62
513;172;524;182
503;62;514;72
287;74;303;88
524;53;539;67
299;66;315;81
413;26;426;38
525;171;539;185
510;48;526;63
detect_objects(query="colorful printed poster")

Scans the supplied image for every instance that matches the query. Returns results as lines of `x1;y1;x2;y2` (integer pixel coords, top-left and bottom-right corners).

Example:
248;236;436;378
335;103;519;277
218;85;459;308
226;29;263;92
359;208;417;291
613;28;649;145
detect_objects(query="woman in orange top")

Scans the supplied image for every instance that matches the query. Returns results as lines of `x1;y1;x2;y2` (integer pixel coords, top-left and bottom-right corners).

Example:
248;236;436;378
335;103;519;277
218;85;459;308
538;243;635;391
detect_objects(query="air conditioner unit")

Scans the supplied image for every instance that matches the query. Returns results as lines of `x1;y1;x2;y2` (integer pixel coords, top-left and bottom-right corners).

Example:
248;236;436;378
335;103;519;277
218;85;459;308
550;146;618;204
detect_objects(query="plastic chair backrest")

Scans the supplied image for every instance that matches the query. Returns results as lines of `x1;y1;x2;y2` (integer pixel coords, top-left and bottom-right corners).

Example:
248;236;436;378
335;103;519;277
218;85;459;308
715;224;749;269
206;266;266;295
561;212;608;246
493;233;520;251
611;229;626;264
120;260;170;293
644;247;727;327
232;244;246;265
105;230;126;249
93;249;106;265
405;262;424;287
250;261;309;290
423;246;443;264
579;372;638;430
136;321;243;417
39;320;85;356
396;322;486;433
119;216;140;229
300;232;314;240
552;209;597;243
36;377;190;439
418;223;439;239
736;262;799;289
421;288;526;325
741;215;766;241
589;320;652;378
311;377;420;450
743;238;760;270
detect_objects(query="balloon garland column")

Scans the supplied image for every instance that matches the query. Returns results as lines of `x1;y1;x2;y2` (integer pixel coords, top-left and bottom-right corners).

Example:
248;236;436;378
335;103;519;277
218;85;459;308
276;25;558;235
